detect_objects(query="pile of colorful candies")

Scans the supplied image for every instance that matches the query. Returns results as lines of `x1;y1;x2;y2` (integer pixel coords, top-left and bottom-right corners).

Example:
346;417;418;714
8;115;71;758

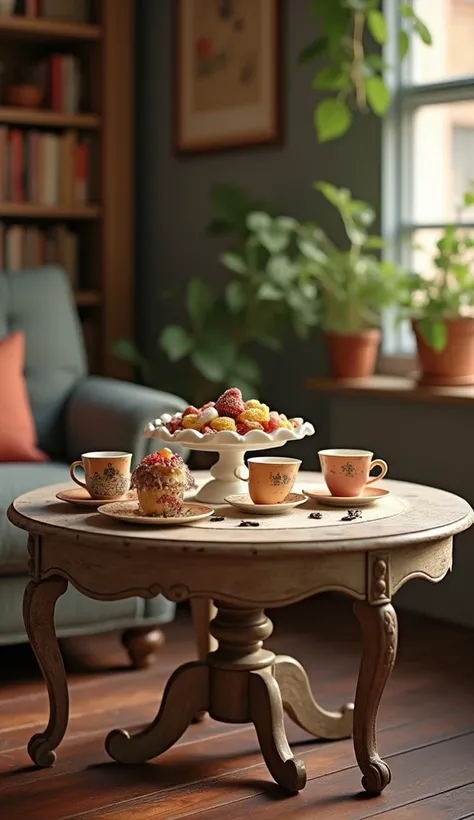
148;388;303;436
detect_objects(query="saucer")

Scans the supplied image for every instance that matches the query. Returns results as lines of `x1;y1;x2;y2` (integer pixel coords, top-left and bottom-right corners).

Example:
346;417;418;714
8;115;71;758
97;500;214;525
56;487;136;508
303;486;390;507
224;493;307;515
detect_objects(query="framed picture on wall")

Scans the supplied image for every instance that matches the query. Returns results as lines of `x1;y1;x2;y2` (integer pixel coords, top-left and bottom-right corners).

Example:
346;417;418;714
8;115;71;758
175;0;281;154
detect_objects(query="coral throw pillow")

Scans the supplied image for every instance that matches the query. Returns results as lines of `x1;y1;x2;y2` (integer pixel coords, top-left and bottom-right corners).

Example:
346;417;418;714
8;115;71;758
0;331;47;462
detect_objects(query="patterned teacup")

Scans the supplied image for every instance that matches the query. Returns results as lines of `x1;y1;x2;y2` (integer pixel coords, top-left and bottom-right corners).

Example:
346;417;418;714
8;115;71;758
235;456;302;504
318;449;388;498
69;451;132;499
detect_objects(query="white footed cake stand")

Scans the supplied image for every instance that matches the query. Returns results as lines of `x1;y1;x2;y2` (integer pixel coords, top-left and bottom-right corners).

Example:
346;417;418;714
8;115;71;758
144;419;316;504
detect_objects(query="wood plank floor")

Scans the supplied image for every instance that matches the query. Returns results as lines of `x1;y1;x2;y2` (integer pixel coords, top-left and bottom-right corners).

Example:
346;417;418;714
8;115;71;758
0;594;473;820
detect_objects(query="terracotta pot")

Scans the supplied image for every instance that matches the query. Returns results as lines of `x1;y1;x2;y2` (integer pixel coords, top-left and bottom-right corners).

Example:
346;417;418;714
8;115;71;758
4;84;43;108
413;318;474;386
325;329;381;379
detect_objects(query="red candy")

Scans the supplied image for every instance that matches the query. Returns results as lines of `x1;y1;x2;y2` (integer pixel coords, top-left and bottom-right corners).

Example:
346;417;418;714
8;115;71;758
237;420;264;435
166;417;183;434
183;405;199;417
263;413;281;433
201;426;216;434
215;388;245;419
200;401;215;410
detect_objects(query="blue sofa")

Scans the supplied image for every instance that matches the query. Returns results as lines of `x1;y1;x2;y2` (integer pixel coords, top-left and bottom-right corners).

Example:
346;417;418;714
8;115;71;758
0;267;187;664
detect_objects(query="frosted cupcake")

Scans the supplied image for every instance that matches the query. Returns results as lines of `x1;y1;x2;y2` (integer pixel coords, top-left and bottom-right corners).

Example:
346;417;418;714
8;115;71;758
131;448;195;516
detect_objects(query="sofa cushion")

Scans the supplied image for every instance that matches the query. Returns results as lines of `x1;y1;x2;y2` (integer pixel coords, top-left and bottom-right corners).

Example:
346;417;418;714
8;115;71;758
0;332;48;462
0;575;143;644
0;267;87;458
0;462;70;569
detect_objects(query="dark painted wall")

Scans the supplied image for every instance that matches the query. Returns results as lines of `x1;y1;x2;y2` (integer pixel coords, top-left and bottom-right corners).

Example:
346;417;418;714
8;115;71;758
134;1;473;627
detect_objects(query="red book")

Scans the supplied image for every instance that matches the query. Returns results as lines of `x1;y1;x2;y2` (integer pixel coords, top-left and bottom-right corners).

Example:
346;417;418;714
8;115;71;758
9;130;24;203
74;141;89;203
26;0;39;16
50;54;63;112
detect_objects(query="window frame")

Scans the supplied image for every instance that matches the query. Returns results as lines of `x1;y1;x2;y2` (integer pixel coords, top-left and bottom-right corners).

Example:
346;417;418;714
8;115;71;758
379;0;474;373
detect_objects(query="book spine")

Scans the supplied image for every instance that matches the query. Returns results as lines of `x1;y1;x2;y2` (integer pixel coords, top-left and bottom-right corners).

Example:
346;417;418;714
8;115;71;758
10;130;24;203
50;54;62;112
0;126;7;203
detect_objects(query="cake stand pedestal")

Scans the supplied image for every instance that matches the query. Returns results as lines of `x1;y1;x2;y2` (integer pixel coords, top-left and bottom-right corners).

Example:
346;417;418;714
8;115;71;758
144;423;316;505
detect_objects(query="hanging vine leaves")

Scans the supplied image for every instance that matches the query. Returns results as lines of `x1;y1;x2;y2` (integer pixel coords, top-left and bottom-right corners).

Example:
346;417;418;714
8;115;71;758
302;0;432;143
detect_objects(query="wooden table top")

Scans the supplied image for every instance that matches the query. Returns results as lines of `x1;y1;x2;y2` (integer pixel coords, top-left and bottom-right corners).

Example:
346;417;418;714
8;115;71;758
8;473;474;557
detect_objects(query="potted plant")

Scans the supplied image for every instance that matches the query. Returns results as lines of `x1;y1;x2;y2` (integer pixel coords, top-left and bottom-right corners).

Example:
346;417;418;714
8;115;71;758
114;185;319;403
400;194;474;385
297;182;406;378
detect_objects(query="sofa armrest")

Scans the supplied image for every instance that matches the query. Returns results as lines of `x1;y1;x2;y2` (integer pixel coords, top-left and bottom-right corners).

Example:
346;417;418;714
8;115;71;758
66;376;188;464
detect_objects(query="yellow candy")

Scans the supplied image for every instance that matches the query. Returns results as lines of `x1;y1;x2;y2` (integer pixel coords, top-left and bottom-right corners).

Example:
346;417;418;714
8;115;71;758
182;414;201;429
244;399;260;409
237;404;270;424
278;414;292;429
157;448;173;459
210;416;237;432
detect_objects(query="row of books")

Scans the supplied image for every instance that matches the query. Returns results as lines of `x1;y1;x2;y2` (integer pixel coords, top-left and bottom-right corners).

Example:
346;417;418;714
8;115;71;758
0;127;95;205
13;0;90;22
29;53;82;115
0;222;79;287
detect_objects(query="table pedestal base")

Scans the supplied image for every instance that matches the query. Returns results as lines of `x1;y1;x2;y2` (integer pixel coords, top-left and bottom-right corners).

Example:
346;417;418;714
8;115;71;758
105;604;354;793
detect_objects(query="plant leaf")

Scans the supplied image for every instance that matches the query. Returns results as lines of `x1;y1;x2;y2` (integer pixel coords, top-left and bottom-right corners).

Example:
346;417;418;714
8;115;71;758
191;328;236;383
298;36;328;64
367;9;387;45
365;76;391;116
312;66;350;91
186;279;215;330
398;29;409;60
230;354;261;387
220;251;247;275
160;325;193;362
226;280;247;314
413;17;432;45
246;211;272;232
418;318;446;351
400;3;414;17
258;282;283;301
314;99;352;143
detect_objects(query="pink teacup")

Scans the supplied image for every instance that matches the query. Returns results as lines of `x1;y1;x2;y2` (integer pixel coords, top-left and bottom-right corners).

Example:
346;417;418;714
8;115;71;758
318;449;388;498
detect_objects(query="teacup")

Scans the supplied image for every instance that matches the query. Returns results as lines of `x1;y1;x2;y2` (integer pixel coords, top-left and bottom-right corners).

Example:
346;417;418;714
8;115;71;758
235;457;302;504
318;449;388;498
69;451;132;499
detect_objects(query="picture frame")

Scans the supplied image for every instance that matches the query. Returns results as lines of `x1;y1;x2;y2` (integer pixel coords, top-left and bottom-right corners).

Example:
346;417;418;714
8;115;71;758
174;0;282;154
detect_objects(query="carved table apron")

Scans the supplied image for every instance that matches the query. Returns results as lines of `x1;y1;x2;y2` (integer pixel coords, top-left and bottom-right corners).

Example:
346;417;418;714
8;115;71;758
7;475;474;796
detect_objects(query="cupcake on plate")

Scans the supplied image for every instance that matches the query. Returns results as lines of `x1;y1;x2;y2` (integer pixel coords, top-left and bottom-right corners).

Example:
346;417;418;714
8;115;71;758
131;448;195;516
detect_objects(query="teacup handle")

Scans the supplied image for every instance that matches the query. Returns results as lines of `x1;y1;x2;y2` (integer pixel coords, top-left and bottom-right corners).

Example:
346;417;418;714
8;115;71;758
367;459;388;485
234;465;249;482
69;460;88;490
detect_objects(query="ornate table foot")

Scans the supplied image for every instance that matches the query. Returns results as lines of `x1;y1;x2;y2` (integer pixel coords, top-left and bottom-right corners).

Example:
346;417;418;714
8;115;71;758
23;576;69;767
122;626;165;669
250;669;307;793
353;600;398;794
273;655;354;740
105;660;209;764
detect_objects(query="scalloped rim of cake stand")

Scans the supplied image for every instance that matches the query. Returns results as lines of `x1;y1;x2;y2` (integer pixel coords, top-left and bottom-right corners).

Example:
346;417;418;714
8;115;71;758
143;421;316;504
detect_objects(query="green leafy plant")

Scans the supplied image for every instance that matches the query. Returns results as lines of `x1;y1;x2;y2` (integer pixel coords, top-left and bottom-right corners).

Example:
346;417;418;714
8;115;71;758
399;189;474;351
115;185;319;403
297;181;406;332
301;0;432;142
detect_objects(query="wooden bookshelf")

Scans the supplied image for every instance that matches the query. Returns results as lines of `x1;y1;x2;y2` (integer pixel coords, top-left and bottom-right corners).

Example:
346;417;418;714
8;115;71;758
0;203;100;218
0;1;133;378
0;107;100;128
0;16;101;42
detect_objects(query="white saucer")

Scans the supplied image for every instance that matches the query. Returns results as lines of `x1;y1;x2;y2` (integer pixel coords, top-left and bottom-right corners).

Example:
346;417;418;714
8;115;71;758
97;500;214;525
303;486;390;508
224;493;307;515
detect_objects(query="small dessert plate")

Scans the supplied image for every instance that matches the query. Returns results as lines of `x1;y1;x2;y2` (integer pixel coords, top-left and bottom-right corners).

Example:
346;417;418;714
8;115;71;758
303;486;390;508
97;500;214;525
56;487;136;508
224;493;307;516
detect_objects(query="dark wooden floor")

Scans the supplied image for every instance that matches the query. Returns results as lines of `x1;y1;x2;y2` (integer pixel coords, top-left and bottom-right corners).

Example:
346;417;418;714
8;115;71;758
0;595;473;820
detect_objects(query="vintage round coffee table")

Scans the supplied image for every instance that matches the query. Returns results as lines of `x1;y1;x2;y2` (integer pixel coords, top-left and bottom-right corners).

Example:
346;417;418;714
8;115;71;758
7;474;473;796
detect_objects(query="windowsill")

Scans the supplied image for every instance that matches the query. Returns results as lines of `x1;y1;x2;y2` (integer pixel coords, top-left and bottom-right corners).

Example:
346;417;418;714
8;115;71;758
305;375;474;406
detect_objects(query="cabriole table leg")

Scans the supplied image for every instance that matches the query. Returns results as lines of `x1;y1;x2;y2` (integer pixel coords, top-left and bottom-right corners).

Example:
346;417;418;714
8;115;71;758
353;599;398;794
23;576;69;767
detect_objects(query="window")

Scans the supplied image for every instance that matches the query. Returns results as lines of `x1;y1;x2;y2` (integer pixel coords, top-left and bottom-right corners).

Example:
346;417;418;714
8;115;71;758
382;0;474;361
